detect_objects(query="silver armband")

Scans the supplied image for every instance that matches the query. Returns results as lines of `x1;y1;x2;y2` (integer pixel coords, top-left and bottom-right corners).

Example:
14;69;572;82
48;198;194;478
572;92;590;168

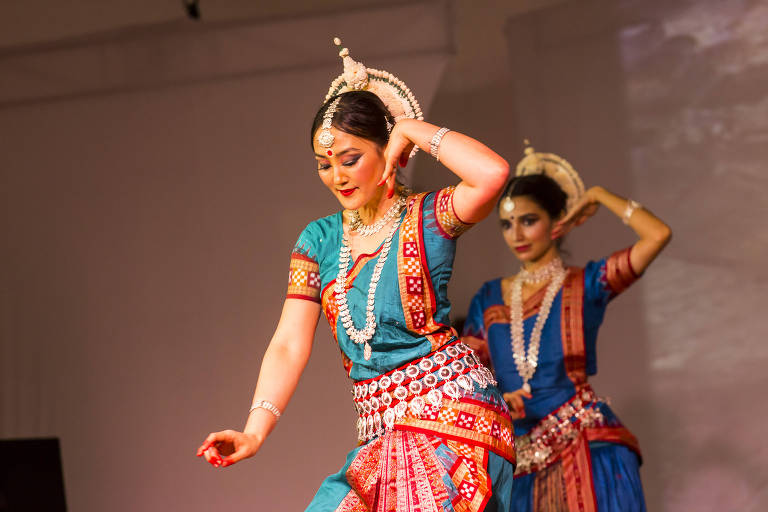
622;199;642;225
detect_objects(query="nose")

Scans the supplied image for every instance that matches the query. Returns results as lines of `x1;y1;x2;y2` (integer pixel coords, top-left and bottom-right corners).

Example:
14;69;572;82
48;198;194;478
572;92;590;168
332;164;346;185
513;221;524;241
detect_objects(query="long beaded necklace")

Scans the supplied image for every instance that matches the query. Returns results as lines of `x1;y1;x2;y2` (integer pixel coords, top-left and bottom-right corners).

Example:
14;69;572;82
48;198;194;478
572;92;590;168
509;257;568;393
349;195;407;237
335;197;407;360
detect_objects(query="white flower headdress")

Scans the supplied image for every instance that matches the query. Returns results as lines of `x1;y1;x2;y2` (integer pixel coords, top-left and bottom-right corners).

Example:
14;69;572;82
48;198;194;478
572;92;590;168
514;140;585;213
318;38;424;157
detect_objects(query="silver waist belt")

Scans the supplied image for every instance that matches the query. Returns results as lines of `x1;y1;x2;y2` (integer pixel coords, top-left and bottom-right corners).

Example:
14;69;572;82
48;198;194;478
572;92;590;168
352;340;497;442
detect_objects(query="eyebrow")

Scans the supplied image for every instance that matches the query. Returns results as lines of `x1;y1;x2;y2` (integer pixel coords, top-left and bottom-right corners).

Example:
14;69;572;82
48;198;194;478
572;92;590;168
500;212;538;220
314;147;361;159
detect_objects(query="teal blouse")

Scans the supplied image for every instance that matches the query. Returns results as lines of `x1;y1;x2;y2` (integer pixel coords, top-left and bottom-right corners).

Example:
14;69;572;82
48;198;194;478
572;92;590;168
287;187;471;381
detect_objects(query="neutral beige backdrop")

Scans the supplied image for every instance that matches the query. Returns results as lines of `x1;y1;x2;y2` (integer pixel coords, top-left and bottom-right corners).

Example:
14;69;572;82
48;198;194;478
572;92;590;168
2;1;767;511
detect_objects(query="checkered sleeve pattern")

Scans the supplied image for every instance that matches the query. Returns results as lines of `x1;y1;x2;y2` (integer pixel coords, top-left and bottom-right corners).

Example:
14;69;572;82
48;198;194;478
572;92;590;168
286;252;321;303
434;186;472;239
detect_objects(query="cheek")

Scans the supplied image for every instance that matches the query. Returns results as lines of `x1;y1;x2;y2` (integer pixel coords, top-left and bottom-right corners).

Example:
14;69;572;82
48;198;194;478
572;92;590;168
501;228;516;246
524;222;551;242
356;156;383;182
318;171;333;188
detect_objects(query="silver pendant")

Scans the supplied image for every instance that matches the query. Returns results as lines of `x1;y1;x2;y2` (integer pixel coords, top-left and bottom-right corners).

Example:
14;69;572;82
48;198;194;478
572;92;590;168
383;409;396;429
409;396;425;417
457;374;473;392
443;381;461;400
427;389;443;407
364;342;372;361
469;369;487;388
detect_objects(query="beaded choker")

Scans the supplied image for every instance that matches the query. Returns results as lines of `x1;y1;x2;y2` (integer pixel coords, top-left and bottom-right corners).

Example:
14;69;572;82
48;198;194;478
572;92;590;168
349;195;407;237
517;257;566;284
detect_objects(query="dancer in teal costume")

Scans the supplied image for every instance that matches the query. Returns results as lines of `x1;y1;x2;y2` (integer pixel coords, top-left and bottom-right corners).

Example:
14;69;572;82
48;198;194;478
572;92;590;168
197;41;517;511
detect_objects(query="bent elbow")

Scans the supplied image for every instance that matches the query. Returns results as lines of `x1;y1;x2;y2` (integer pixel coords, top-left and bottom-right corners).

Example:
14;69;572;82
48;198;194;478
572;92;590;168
656;224;672;246
490;160;510;191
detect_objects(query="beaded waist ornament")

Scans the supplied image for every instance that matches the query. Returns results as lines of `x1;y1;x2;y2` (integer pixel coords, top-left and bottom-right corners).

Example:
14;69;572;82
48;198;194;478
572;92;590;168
514;385;607;476
352;339;496;443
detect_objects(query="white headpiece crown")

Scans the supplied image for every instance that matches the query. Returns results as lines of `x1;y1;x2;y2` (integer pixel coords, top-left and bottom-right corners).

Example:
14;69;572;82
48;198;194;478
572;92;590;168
515;140;585;213
325;38;424;124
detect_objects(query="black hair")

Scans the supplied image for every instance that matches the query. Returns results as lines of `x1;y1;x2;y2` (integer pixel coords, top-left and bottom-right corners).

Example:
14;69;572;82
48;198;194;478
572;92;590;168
498;174;568;220
310;90;394;150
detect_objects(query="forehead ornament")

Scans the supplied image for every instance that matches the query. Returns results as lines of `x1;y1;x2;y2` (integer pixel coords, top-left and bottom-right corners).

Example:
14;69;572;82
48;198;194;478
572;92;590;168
500;197;515;214
317;96;343;149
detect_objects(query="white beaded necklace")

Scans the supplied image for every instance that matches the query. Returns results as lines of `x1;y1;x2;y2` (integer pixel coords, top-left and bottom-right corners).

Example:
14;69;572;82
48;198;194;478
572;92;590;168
335;200;406;360
349;195;407;237
509;257;568;393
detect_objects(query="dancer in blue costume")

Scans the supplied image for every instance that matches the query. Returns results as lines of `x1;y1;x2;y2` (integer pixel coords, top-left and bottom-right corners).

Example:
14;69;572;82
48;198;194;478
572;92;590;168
462;145;671;511
197;40;516;512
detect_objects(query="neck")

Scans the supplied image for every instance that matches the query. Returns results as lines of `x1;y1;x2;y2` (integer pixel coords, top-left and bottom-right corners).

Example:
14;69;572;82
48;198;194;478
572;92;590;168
358;187;397;225
521;245;560;273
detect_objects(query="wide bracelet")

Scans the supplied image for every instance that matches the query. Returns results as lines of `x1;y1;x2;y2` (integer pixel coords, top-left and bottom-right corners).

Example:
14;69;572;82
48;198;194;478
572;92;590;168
429;127;451;161
249;399;281;419
622;199;642;225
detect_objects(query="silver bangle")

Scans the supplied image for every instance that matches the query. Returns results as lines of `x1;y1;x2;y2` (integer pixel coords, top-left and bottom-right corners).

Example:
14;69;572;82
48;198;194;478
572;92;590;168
429;127;450;161
622;199;642;225
249;400;281;419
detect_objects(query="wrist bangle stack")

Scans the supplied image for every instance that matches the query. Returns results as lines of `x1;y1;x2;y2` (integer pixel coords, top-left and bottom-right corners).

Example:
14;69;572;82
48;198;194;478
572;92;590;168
249;400;282;420
622;199;642;225
429;127;451;161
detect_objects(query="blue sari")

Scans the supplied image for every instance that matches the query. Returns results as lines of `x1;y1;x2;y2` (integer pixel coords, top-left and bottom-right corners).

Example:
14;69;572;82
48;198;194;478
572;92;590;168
463;249;646;511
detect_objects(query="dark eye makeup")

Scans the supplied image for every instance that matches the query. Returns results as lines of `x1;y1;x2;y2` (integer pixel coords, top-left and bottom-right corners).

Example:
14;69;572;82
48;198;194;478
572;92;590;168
342;155;361;166
316;154;361;171
500;214;540;229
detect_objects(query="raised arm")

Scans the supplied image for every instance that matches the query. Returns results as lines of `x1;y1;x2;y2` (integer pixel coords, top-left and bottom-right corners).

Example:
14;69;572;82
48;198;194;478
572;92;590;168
197;298;321;467
554;186;672;274
381;119;510;223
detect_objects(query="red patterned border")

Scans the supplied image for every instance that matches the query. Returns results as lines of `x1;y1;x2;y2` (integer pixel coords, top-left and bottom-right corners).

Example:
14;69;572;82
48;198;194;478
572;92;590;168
395;397;515;464
585;426;642;459
561;434;598;512
397;192;456;353
560;268;587;386
605;246;640;295
434;185;473;239
286;252;321;302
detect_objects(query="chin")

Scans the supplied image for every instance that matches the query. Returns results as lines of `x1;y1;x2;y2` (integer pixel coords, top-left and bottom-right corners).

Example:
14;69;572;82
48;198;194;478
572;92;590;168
510;246;548;263
342;191;376;209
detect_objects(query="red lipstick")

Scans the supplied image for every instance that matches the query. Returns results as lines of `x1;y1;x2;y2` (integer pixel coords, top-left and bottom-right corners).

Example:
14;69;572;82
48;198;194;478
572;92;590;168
339;188;356;196
515;244;532;253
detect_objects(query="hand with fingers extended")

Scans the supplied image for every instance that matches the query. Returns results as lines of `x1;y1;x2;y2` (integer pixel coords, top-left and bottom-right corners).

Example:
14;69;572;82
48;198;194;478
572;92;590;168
502;388;532;420
378;120;416;199
550;186;602;240
196;429;263;468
